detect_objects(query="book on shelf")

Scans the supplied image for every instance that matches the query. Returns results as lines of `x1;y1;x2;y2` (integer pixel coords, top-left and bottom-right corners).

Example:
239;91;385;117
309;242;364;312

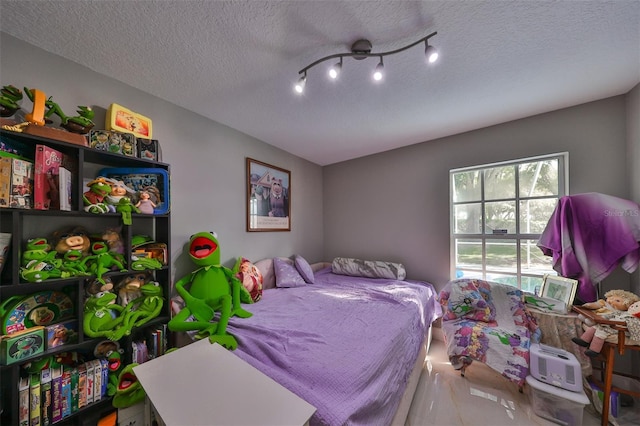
19;375;30;426
0;154;33;209
41;367;53;426
34;144;63;210
58;167;72;211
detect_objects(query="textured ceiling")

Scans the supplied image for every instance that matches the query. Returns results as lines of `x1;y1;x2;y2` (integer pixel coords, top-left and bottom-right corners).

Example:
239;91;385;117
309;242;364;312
1;1;639;165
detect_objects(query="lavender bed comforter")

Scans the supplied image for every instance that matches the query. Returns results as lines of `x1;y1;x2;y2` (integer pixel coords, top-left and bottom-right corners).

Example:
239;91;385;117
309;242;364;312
226;267;442;426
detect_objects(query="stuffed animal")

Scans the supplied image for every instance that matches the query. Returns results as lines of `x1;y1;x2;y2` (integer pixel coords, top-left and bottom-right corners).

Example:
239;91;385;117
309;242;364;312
83;177;112;213
580;289;639;316
168;231;252;350
572;290;640;356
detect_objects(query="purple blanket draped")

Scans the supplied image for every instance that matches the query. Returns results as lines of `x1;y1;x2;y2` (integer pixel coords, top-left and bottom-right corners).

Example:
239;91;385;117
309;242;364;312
226;267;442;426
538;193;640;302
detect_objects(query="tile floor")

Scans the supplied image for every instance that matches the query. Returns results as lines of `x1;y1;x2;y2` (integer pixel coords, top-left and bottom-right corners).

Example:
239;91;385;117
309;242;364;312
405;339;603;426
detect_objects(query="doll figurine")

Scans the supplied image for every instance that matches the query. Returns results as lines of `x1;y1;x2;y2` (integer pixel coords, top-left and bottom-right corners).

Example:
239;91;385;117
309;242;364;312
135;190;156;214
572;289;640;356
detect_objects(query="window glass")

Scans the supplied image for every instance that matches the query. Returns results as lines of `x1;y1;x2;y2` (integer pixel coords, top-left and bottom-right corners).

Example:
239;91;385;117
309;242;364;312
484;166;515;200
454;203;482;234
484;201;516;234
450;153;567;289
452;170;481;202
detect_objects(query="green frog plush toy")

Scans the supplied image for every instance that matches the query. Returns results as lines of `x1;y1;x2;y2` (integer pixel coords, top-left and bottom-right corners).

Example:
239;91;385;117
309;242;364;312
168;232;252;350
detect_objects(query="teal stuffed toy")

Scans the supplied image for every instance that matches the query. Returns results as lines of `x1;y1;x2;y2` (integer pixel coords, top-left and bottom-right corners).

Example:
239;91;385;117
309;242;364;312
168;232;252;350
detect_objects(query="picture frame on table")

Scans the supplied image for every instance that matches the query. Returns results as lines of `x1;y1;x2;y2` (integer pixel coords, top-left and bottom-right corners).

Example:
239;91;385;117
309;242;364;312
539;275;578;310
246;158;290;232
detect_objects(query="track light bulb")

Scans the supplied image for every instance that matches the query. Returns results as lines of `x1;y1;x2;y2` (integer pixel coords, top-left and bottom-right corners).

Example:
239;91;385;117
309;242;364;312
294;74;306;94
329;58;342;80
373;58;384;81
425;44;439;63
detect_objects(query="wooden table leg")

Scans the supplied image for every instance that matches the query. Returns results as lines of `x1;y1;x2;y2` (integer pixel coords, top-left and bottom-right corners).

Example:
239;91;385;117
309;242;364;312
601;344;615;426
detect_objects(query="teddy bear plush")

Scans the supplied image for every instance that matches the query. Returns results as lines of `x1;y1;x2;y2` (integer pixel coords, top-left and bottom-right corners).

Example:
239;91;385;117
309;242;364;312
572;290;640;357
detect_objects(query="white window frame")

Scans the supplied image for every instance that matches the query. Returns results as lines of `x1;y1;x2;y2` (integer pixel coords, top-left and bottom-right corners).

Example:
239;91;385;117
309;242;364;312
449;152;568;289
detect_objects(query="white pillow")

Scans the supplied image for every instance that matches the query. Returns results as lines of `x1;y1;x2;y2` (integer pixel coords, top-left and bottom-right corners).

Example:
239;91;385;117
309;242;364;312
331;257;406;280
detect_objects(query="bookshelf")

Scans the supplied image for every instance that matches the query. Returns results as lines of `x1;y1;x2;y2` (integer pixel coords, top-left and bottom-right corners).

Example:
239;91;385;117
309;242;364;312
0;128;171;425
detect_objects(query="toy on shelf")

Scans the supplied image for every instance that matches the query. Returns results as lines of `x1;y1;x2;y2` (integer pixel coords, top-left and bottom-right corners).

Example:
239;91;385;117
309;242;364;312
83;177;112;214
0;85;23;117
104;179;135;212
115;273;148;307
20;238;68;282
572;289;640;356
135;190;156;214
23;87;95;134
121;281;164;330
168;232;252;350
83;291;125;340
115;196;140;225
81;241;127;285
86;276;115;299
53;226;92;257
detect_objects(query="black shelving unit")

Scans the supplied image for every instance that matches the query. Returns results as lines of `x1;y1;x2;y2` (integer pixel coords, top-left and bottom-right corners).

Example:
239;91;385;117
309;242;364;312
0;129;171;424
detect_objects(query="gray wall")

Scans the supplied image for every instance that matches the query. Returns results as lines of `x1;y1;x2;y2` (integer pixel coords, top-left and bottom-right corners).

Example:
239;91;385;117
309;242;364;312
2;32;637;299
0;33;324;280
324;96;632;293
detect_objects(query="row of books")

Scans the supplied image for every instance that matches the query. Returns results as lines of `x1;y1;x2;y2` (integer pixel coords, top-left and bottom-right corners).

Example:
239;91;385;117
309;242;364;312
133;324;169;363
0;143;74;210
19;358;108;426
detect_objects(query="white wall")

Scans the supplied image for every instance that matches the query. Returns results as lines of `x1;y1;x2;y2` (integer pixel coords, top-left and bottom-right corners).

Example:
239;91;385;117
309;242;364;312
0;33;324;280
323;96;631;293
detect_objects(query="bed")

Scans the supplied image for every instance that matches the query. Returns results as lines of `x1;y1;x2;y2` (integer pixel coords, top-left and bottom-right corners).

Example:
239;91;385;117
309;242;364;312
172;256;442;425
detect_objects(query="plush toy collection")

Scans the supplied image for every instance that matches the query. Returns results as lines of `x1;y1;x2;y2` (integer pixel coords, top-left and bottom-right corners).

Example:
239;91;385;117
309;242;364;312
19;227;164;283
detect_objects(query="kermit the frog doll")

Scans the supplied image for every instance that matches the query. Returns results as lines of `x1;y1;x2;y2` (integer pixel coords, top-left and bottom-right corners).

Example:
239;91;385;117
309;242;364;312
168;231;252;349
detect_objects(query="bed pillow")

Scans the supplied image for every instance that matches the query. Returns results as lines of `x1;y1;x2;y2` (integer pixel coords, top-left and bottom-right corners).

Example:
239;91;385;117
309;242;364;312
294;255;315;284
233;257;263;302
331;257;407;280
274;257;307;288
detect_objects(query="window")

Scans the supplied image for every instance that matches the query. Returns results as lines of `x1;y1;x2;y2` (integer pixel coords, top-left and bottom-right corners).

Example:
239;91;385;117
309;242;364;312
450;153;568;293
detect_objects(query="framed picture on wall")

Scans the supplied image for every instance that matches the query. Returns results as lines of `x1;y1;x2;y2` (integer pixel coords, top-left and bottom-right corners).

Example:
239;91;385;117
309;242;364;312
539;274;578;309
246;158;291;232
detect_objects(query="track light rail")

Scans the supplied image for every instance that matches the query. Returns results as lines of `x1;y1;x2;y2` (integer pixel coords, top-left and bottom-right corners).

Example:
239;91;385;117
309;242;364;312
297;31;438;76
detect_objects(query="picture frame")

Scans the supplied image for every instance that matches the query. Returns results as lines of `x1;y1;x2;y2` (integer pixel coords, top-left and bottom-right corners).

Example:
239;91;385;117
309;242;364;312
539;275;578;310
246;158;290;232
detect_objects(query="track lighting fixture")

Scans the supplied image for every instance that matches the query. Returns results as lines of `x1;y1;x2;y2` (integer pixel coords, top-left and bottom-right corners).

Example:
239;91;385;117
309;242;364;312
294;31;438;94
294;73;306;94
328;58;342;80
373;57;384;81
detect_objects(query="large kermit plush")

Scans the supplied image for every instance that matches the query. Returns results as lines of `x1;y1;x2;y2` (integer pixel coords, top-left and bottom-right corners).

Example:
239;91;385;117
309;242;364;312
168;232;252;349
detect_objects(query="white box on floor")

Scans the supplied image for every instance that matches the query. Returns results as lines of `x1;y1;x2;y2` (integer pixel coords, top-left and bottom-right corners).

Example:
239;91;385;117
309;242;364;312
526;375;589;426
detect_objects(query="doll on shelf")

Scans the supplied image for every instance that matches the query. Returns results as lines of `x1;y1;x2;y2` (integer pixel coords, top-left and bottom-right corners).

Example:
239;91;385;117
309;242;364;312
135;190;156;214
572;290;640;356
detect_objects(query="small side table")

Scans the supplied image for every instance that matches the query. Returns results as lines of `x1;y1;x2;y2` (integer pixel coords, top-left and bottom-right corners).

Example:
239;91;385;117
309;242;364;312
572;306;640;426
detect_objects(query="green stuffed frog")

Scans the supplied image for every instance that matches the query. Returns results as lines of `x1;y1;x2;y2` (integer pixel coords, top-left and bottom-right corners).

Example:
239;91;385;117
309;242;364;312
122;281;164;329
111;363;146;408
81;241;127;284
83;291;125;339
168;232;252;350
